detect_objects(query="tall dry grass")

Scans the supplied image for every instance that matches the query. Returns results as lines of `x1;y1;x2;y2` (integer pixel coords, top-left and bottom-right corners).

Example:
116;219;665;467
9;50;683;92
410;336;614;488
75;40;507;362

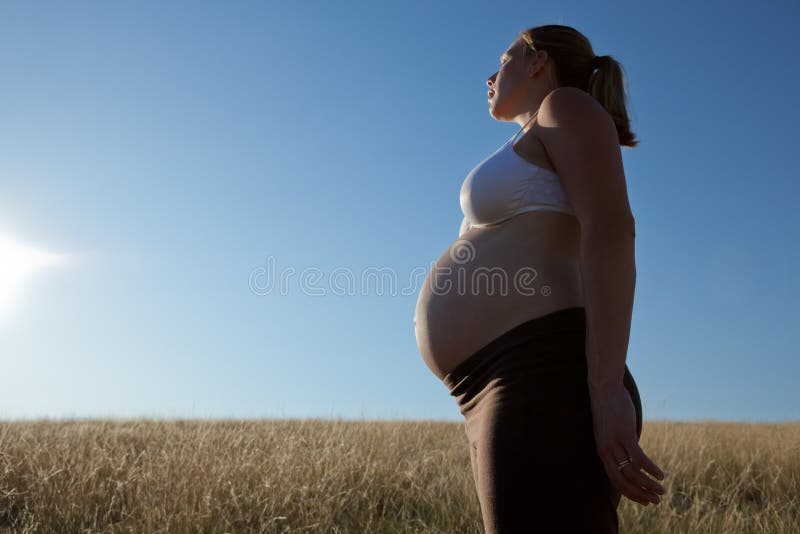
0;419;797;533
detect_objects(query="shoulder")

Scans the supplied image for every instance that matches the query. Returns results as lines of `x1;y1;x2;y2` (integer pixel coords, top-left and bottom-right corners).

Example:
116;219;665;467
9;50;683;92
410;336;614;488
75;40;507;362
533;87;633;228
536;86;615;140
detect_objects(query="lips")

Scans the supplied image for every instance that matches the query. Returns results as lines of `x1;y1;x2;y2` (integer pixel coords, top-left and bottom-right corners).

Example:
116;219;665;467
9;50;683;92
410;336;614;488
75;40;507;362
488;90;495;98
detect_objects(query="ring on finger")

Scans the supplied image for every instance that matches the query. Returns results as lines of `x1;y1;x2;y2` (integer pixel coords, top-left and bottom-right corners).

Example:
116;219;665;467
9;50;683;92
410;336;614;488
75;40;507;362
616;457;634;471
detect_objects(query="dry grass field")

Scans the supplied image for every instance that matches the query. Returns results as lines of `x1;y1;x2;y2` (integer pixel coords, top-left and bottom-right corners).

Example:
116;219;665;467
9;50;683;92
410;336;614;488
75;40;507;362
0;419;797;533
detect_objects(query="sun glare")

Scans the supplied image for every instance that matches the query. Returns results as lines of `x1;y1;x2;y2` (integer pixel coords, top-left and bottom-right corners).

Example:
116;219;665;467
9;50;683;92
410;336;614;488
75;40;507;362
0;232;63;319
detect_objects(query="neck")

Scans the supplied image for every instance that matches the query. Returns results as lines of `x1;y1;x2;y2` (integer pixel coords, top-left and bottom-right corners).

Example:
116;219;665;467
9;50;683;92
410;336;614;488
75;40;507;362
518;109;539;131
513;80;557;132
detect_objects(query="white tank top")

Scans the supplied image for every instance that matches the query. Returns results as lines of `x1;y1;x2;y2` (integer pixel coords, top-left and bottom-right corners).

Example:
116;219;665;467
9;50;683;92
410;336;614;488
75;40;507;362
458;110;575;237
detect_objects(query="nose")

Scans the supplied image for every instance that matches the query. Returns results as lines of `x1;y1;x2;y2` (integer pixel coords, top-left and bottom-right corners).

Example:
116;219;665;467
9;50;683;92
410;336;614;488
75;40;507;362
487;75;496;88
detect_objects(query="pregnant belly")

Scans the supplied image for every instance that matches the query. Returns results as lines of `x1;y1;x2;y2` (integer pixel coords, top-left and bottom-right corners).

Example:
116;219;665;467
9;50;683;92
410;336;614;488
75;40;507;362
414;230;584;380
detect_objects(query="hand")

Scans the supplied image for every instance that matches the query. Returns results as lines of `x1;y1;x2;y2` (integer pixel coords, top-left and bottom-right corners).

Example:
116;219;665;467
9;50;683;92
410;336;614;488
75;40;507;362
589;382;667;506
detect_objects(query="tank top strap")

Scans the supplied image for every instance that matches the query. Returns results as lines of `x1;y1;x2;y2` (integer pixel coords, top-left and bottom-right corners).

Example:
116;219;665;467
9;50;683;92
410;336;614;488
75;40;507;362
509;109;539;146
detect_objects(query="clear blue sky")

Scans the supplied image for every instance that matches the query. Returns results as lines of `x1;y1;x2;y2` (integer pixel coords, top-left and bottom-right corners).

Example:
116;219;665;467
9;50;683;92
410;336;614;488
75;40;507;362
1;1;797;423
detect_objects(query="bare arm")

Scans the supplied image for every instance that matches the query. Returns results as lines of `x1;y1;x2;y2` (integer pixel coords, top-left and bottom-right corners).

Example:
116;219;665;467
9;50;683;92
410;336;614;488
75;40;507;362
581;221;636;394
537;87;665;507
535;87;636;394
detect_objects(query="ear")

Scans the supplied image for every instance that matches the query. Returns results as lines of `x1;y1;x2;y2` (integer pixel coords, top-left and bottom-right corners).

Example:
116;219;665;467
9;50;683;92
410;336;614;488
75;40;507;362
528;49;547;77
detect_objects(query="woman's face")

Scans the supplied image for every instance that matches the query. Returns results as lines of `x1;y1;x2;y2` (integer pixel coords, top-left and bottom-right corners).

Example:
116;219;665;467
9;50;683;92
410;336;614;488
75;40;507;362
486;40;534;119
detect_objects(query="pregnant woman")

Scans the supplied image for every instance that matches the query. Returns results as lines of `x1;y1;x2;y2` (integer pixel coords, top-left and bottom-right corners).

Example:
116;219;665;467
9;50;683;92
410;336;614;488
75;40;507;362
414;24;666;533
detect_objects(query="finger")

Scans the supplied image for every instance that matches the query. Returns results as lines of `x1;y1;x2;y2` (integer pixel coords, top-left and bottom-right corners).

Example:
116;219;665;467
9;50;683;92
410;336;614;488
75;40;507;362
633;444;666;481
603;448;657;506
626;445;667;495
607;462;651;506
607;445;662;505
622;445;666;495
618;447;666;497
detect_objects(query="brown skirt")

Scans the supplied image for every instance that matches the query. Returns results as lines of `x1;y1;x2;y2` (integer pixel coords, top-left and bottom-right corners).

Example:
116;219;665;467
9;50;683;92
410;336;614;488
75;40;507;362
443;307;642;534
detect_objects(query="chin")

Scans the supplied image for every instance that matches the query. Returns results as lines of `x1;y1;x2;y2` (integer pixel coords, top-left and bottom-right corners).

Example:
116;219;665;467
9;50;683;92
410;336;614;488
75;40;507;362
489;107;506;121
488;100;507;119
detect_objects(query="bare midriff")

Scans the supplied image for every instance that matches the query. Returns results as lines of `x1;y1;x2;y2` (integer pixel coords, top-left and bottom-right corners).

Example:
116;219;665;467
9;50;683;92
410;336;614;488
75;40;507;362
414;209;585;381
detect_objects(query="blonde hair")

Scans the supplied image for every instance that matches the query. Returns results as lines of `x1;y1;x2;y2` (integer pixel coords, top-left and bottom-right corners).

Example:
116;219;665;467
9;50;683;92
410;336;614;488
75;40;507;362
520;24;639;148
